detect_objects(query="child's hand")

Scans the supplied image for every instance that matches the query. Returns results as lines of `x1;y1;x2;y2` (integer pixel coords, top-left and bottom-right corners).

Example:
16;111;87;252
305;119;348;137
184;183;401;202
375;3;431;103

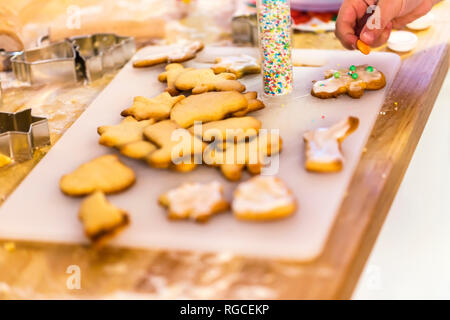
335;0;437;49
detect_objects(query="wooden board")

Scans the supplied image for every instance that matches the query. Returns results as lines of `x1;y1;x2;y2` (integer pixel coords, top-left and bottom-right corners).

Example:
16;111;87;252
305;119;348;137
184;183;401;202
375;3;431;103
0;47;400;261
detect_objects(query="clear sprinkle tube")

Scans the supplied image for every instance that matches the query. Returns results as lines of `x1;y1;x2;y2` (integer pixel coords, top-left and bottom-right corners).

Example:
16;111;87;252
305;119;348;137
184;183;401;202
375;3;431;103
257;0;293;96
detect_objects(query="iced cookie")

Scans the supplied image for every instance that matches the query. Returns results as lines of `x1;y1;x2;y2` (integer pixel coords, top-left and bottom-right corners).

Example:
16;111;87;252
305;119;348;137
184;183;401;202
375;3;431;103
159;181;229;222
121;93;185;121
60;155;135;196
303;116;359;173
311;65;386;99
133;41;204;68
143;120;206;170
211;54;261;78
174;67;246;95
170;91;249;128
232;176;296;221
189;116;261;143
98;117;155;148
203;131;283;181
158;63;193;96
79;191;130;246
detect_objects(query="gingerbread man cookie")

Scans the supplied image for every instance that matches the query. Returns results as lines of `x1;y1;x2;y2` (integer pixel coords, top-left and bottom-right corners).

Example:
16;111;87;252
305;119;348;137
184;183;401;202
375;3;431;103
60;155;135;196
159;181;229;222
211;54;261;79
121;92;185;121
133;41;204;68
311;65;386;99
232;176;296;221
79;191;130;246
303;116;359;173
173;67;246;95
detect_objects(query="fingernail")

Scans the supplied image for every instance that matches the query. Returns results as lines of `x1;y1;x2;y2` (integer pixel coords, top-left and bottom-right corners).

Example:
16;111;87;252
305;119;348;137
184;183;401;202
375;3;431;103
361;31;375;44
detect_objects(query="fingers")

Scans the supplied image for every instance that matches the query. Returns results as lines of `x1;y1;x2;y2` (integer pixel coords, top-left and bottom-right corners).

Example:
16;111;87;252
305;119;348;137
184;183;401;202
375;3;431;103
359;0;403;46
369;22;393;47
335;0;367;49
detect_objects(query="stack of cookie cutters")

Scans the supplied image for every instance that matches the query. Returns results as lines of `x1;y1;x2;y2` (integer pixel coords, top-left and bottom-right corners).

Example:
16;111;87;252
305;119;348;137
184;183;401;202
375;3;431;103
0;108;51;163
10;33;136;84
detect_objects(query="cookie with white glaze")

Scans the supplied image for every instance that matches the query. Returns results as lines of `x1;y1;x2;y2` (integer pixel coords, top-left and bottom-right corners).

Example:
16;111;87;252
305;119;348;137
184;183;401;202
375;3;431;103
311;65;386;99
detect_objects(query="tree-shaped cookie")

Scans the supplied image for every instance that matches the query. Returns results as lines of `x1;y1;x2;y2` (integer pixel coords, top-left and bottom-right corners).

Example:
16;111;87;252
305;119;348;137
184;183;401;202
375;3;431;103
303;116;359;172
79;191;130;246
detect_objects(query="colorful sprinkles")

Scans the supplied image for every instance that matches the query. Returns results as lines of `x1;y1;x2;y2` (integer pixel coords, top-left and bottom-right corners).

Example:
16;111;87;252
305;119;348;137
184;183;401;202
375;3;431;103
258;0;293;96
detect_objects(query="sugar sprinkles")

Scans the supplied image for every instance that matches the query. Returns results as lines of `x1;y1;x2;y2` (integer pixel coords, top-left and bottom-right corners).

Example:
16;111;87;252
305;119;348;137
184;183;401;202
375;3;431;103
258;0;293;96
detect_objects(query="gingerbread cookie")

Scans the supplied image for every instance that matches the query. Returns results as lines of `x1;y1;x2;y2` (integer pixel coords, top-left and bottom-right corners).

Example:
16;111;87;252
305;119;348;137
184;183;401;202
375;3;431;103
79;191;130;246
159;181;229;222
173;67;246;95
133;41;204;68
60;155;135;196
170;91;249;128
203;131;283;181
158;63;193;96
143;120;206;170
121;93;185;121
303;117;359;173
189;116;261;143
98;117;154;148
211;54;261;78
232;176;296;221
311;65;386;99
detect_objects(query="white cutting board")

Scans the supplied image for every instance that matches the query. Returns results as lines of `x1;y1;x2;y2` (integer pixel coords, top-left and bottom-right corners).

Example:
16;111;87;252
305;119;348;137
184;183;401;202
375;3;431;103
0;47;401;261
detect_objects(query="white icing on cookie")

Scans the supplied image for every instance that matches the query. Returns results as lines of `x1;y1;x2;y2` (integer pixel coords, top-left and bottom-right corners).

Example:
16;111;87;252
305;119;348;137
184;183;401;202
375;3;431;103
232;176;294;213
165;181;224;219
213;54;260;74
303;117;358;165
168;41;203;61
313;65;382;94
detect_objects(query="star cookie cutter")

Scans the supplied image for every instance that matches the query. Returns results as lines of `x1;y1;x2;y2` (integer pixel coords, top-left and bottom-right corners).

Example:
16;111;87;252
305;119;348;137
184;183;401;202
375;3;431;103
0;109;51;162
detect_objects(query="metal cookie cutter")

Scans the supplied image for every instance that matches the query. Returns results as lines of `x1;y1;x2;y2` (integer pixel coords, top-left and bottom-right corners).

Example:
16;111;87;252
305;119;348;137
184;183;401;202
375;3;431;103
0;108;51;162
70;33;136;82
232;13;258;46
11;41;79;84
10;33;136;84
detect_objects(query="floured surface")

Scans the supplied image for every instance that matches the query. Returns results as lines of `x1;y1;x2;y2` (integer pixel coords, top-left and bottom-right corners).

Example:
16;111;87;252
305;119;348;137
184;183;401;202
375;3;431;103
0;47;401;261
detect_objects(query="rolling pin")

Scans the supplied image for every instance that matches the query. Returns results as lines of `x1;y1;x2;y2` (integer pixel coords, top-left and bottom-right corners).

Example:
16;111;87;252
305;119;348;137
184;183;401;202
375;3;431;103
49;18;166;43
0;6;24;52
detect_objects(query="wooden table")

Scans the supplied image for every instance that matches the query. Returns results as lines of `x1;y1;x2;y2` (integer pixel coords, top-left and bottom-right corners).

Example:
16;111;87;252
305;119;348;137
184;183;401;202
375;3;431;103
0;2;449;300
